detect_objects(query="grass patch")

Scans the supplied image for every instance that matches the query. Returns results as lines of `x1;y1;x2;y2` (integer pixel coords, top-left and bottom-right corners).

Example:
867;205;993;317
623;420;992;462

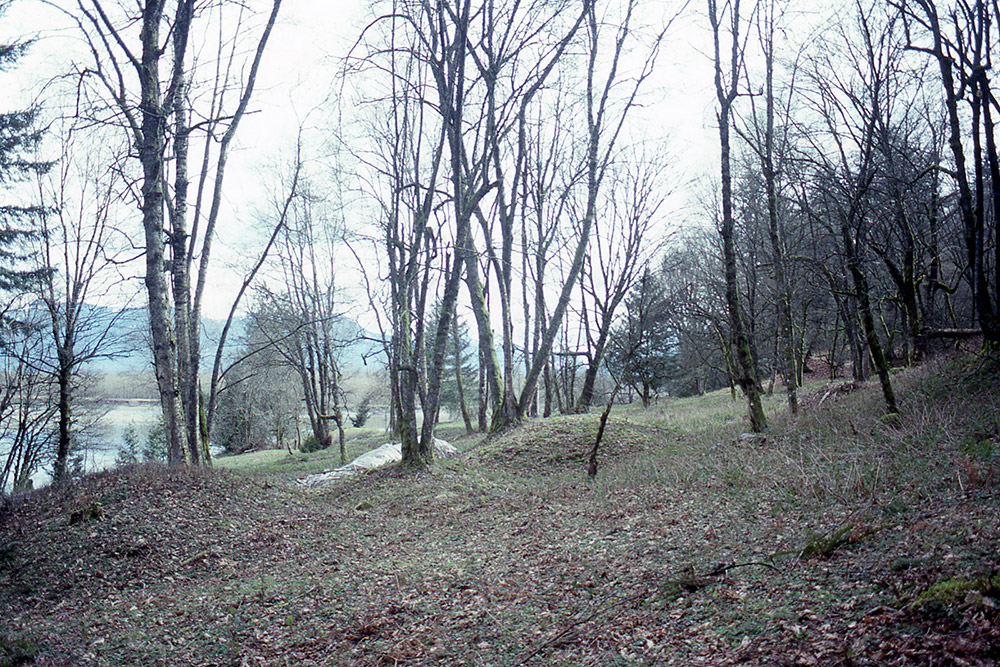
914;574;1000;609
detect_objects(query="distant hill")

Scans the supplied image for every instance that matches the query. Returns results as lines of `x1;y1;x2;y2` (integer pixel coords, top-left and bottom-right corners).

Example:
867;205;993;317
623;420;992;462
82;306;243;374
84;306;383;374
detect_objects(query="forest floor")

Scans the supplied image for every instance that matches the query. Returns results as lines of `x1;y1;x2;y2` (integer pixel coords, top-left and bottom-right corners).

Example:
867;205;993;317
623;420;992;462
2;355;999;666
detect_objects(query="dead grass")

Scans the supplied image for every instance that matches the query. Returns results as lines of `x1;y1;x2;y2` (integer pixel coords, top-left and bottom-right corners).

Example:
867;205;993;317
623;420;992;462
1;357;998;666
615;358;999;511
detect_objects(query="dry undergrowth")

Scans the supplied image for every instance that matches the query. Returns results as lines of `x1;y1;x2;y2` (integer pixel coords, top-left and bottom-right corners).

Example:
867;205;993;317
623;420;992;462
1;357;998;666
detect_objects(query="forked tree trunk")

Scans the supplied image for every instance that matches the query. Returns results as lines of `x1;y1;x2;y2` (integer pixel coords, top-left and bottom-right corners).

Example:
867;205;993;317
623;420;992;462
137;0;186;466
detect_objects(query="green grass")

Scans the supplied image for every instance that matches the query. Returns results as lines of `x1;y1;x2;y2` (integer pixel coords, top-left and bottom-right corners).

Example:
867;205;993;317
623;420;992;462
214;369;994;506
598;365;1000;506
214;421;479;479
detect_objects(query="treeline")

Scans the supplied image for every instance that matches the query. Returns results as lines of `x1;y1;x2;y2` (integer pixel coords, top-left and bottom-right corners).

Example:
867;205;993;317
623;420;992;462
671;0;1000;432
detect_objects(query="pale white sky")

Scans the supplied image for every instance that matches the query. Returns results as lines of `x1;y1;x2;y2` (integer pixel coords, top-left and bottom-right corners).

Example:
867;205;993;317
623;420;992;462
2;0;369;318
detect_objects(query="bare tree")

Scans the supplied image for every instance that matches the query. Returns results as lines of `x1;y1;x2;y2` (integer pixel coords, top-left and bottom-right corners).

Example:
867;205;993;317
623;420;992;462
0;315;56;492
737;0;800;413
895;0;1000;347
514;0;673;424
521;89;580;417
575;147;670;411
35;122;137;482
708;0;768;431
798;1;903;415
266;183;349;462
64;0;283;465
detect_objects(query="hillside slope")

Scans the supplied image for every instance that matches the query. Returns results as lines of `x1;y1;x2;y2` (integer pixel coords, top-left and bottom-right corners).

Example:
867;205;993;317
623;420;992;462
1;356;998;666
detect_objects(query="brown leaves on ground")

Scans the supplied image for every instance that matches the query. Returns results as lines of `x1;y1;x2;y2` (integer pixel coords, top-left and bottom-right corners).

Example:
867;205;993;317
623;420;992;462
2;363;999;666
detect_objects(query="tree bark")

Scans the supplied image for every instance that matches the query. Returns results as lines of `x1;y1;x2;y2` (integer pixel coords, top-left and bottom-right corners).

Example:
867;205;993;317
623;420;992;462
137;0;185;465
52;348;73;482
463;237;509;431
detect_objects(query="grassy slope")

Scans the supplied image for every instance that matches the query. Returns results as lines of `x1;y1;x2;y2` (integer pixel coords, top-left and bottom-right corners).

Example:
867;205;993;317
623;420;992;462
1;356;998;666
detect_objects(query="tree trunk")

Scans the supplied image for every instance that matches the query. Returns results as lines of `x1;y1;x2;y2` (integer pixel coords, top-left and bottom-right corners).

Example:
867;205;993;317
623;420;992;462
138;0;185;466
759;11;798;413
977;83;1000;345
418;250;465;460
477;343;488;433
716;324;738;401
710;0;767;432
198;387;211;467
454;317;474;434
463;237;510;431
542;360;553;417
171;76;202;466
395;304;420;465
52;348;73;482
843;221;898;415
587;383;619;479
336;409;346;464
575;314;613;412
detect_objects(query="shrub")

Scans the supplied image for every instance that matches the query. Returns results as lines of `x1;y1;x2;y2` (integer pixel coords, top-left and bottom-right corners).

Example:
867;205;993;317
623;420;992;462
300;433;331;453
115;424;140;467
351;392;376;428
142;418;167;462
351;405;371;428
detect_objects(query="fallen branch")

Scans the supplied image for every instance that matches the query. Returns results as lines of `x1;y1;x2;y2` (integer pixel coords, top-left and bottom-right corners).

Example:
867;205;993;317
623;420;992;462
513;586;649;665
178;548;218;568
921;328;981;339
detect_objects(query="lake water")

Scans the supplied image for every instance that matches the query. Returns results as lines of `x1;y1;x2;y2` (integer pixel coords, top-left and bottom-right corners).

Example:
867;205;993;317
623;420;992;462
10;400;413;490
14;400;164;489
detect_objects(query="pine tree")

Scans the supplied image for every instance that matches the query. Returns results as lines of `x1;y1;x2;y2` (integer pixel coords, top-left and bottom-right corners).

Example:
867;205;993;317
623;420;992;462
607;271;679;407
0;4;50;299
440;317;477;420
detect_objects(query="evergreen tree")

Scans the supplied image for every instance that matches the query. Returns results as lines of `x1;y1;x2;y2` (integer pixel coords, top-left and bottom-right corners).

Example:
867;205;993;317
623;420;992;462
115;425;141;467
607;270;679;407
439;317;477;419
0;5;50;299
142;418;168;463
0;9;52;490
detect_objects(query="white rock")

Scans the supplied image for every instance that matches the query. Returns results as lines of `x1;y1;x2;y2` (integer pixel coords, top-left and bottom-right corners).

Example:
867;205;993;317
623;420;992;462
296;438;457;488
